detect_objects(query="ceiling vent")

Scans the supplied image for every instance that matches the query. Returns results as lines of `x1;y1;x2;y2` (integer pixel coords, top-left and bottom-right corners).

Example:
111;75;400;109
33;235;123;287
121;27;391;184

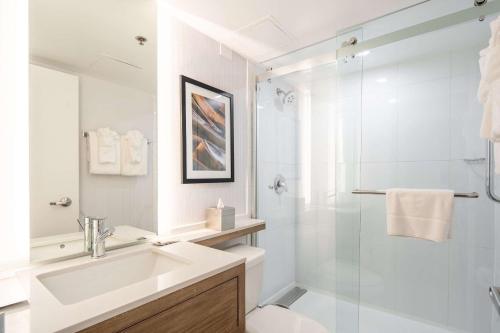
98;53;143;70
233;16;295;59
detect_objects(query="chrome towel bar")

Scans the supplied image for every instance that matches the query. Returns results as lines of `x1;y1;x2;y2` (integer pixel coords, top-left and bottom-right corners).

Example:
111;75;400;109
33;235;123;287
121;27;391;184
352;189;479;198
82;130;152;145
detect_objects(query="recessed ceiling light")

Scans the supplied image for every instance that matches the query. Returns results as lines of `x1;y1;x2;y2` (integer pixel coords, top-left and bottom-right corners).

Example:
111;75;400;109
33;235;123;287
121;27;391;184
388;98;398;104
135;36;147;46
376;77;388;83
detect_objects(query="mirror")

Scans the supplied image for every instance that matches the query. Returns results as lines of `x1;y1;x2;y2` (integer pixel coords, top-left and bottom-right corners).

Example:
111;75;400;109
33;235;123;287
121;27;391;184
29;0;157;262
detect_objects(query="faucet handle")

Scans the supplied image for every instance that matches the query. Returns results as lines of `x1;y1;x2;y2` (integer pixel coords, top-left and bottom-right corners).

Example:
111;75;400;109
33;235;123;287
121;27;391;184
98;226;115;241
90;219;113;259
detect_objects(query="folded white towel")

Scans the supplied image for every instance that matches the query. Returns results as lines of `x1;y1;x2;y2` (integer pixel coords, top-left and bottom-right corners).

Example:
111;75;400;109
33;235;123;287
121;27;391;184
489;16;500;47
124;130;144;163
88;131;120;175
484;46;500;86
478;47;490;105
386;189;454;242
479;16;500;137
96;127;120;164
0;274;27;308
120;132;148;176
479;17;500;174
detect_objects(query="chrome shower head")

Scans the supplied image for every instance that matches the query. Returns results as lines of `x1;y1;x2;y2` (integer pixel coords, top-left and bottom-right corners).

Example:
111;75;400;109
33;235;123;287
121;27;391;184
276;88;296;106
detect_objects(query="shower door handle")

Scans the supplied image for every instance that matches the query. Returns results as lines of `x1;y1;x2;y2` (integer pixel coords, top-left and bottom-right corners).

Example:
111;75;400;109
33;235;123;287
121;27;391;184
489;286;500;316
486;141;500;203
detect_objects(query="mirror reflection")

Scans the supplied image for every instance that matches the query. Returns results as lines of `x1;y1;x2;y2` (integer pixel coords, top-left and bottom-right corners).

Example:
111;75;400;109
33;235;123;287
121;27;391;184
29;0;157;262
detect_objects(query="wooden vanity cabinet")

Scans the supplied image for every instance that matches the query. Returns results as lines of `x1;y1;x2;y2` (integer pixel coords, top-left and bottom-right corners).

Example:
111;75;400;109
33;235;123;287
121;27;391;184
78;264;245;333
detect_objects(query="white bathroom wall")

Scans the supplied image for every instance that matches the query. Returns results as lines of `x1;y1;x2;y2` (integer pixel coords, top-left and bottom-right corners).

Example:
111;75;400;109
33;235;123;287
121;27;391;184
158;6;251;233
79;75;157;232
0;0;30;268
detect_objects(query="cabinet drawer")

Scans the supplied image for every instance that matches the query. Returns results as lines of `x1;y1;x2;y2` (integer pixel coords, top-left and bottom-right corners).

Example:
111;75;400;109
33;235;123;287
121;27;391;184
78;263;245;333
123;278;238;333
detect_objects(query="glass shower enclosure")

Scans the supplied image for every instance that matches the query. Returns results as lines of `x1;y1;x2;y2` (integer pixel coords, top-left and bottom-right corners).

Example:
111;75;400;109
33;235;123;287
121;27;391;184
255;1;500;332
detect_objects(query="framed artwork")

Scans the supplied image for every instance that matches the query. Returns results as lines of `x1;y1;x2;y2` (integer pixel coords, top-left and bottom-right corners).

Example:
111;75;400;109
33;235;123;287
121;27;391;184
181;75;234;183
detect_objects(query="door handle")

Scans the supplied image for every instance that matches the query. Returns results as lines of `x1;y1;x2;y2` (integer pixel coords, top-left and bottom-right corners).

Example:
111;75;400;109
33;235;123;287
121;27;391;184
490;286;500;316
49;197;72;207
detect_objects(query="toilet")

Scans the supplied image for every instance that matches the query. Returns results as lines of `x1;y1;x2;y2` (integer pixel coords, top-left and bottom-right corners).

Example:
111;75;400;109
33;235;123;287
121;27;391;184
225;245;329;333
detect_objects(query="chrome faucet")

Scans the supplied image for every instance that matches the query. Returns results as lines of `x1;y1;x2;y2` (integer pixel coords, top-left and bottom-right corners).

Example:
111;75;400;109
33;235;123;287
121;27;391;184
86;217;114;258
78;216;92;252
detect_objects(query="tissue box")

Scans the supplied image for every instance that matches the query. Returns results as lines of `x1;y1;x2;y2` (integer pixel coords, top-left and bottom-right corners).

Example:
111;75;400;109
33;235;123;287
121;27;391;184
206;206;235;231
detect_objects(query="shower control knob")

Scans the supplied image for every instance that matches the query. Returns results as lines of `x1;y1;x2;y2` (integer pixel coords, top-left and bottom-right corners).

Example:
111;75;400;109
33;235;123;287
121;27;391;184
270;174;288;195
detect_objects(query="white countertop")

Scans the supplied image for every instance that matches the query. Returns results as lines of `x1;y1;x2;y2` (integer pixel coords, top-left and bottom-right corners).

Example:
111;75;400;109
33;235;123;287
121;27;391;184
154;217;265;244
0;242;245;333
28;218;265;264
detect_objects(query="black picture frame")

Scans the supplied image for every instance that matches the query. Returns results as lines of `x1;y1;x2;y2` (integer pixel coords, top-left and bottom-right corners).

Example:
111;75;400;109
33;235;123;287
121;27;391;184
181;75;234;184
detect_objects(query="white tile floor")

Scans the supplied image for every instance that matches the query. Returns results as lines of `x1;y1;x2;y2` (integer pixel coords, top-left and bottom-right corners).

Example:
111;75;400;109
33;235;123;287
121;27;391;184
290;290;457;333
290;291;337;332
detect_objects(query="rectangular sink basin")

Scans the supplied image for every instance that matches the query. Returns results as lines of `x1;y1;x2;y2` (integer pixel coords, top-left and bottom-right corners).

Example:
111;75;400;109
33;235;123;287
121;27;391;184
37;249;189;305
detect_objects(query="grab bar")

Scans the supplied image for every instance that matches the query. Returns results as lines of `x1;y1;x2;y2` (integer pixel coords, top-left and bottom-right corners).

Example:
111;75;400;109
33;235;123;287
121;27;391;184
352;189;479;198
486;141;500;203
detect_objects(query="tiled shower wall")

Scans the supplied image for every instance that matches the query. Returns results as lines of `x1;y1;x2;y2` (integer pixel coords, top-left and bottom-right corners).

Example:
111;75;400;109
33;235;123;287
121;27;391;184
294;70;337;294
257;70;338;302
257;78;297;302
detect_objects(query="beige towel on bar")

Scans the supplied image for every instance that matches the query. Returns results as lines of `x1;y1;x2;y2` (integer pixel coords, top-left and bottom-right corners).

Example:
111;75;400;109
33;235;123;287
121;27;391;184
386;189;454;242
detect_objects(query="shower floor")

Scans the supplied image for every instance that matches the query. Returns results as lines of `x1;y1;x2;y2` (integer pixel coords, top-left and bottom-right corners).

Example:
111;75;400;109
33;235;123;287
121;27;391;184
289;290;456;333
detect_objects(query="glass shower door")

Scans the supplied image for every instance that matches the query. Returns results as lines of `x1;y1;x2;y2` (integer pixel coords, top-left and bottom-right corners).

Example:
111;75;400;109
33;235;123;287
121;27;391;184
256;3;500;333
334;29;364;333
256;49;363;332
354;14;496;333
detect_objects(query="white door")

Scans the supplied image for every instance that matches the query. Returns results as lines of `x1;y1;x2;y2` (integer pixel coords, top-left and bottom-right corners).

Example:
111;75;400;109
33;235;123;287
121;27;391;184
30;64;79;238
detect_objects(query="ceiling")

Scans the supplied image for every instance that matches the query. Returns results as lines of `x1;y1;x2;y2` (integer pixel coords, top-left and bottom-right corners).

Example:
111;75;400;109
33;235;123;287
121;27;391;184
30;0;157;94
30;0;426;92
165;0;424;63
